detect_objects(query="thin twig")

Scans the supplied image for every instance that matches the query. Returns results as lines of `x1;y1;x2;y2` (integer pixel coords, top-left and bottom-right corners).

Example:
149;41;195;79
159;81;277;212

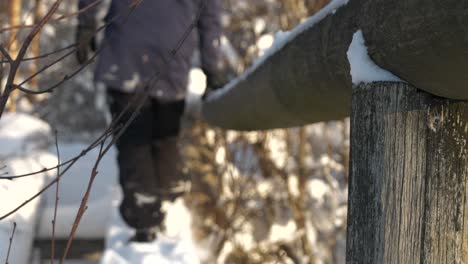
0;0;65;118
59;141;106;263
0;133;113;220
17;48;76;86
0;126;117;180
0;0;103;33
0;125;118;219
6;0;49;51
51;130;61;264
0;44;75;64
0;0;132;111
0;50;4;93
6;0;133;97
0;46;12;64
14;49;96;95
4;222;17;264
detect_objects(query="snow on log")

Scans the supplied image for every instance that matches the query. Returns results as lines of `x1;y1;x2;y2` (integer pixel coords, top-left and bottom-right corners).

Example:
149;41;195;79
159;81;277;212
203;0;468;130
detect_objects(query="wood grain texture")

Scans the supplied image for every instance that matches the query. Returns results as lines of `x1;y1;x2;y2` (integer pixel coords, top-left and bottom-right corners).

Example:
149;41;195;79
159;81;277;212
346;82;468;263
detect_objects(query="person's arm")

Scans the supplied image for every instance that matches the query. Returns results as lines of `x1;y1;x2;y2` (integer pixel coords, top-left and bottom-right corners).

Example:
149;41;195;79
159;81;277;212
197;0;228;92
78;0;100;25
76;0;100;64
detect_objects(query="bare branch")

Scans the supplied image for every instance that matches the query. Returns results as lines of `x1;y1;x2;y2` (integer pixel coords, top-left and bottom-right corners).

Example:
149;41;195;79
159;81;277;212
0;46;13;64
5;0;43;50
0;154;88;220
0;0;66;117
14;49;96;95
4;222;17;264
51;130;60;264
8;0;134;97
19;46;74;88
60;141;106;263
0;43;76;63
0;127;117;180
0;44;75;64
0;0;103;34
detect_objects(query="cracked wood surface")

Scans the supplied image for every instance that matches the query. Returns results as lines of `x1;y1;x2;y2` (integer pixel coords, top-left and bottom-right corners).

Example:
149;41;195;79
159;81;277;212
346;82;468;263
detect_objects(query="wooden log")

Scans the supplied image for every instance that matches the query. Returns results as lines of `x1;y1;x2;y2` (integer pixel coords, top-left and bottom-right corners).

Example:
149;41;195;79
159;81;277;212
203;0;468;130
346;82;468;263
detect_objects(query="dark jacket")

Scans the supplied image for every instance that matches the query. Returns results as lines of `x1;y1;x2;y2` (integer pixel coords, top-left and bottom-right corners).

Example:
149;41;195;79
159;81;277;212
79;0;223;101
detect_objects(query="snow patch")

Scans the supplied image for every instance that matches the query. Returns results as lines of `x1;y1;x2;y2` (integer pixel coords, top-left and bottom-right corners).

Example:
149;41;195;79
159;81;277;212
101;198;199;264
346;30;402;84
269;220;297;243
0;113;51;157
187;68;206;96
307;179;330;203
254;18;266;35
135;193;158;207
38;143;118;239
184;68;207;120
0;113;57;264
256;34;274;56
287;174;300;198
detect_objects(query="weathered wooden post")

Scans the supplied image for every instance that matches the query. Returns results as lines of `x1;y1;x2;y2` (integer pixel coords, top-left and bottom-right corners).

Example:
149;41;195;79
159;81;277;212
346;82;468;263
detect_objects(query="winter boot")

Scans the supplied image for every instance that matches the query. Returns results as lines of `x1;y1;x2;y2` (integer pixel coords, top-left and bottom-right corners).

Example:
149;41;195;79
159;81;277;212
129;228;157;243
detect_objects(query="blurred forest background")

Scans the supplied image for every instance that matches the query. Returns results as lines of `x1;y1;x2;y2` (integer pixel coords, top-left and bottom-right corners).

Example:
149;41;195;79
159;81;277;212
0;0;350;263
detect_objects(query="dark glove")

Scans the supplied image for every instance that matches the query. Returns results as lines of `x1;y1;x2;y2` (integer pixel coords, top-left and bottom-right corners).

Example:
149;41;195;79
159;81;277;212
75;19;97;64
202;68;232;100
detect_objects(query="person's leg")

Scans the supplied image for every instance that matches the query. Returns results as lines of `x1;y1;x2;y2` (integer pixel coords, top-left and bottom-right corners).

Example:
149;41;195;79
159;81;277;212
151;100;187;202
107;89;165;232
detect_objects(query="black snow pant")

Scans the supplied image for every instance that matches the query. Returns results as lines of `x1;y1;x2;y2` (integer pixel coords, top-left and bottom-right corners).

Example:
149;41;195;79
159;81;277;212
107;89;186;229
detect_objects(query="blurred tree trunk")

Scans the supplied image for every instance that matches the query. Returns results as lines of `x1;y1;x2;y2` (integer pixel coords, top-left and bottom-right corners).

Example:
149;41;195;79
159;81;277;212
8;0;21;55
280;0;330;30
287;128;316;264
27;0;42;102
280;0;307;29
7;0;22;111
306;0;330;13
29;0;42;89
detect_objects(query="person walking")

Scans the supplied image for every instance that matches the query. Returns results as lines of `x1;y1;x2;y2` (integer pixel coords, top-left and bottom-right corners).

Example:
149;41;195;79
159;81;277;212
76;0;227;242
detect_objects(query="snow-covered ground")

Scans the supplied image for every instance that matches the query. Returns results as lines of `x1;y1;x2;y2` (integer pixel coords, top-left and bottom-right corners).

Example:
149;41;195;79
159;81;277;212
101;199;199;264
0;113;200;264
0;114;58;264
38;142;118;239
